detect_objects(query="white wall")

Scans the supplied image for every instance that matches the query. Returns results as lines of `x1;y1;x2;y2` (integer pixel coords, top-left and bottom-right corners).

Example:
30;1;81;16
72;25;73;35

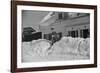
41;15;89;37
0;0;99;73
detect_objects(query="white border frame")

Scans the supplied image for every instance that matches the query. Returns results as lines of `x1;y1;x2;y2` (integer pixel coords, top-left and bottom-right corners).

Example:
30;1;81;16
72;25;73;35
17;5;94;68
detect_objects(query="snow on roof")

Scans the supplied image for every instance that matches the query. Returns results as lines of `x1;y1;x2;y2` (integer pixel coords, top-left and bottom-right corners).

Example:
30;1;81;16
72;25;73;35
39;12;55;26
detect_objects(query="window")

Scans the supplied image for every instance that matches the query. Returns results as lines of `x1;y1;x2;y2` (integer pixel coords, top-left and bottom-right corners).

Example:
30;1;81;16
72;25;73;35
63;13;68;19
75;30;78;37
83;29;89;38
71;31;75;37
58;13;63;19
80;29;90;38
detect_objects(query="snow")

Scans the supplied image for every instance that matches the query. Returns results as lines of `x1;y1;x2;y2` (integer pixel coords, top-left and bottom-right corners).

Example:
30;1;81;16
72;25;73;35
51;37;90;56
22;37;90;62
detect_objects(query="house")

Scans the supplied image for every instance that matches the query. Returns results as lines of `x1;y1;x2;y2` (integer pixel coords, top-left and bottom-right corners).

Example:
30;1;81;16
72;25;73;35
39;12;90;43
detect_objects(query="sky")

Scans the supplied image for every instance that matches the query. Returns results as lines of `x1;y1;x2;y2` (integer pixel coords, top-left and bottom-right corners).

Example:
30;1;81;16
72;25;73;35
22;10;49;31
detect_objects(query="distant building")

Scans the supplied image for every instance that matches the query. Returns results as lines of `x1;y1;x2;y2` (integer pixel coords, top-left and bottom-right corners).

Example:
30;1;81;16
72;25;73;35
39;12;90;43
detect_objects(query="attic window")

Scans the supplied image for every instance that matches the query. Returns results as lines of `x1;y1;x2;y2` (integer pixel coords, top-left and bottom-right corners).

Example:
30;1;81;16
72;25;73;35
51;28;54;30
58;13;63;19
77;13;80;16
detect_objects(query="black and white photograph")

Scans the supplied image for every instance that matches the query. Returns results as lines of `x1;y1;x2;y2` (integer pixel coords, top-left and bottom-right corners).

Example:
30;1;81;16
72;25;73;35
11;1;97;72
22;10;90;62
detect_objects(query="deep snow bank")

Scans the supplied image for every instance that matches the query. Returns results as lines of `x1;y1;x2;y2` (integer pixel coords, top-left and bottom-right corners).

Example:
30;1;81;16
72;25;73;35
51;37;90;57
22;39;51;56
22;37;90;62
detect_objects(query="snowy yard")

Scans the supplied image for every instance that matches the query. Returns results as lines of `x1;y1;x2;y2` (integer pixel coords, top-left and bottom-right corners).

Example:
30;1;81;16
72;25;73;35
22;37;90;62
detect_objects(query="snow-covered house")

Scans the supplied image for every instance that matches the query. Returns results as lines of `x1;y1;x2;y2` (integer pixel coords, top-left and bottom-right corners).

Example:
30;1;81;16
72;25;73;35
39;12;90;43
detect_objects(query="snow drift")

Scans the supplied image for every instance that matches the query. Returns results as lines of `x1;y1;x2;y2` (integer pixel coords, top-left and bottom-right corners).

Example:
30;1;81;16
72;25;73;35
50;37;90;57
22;37;90;62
